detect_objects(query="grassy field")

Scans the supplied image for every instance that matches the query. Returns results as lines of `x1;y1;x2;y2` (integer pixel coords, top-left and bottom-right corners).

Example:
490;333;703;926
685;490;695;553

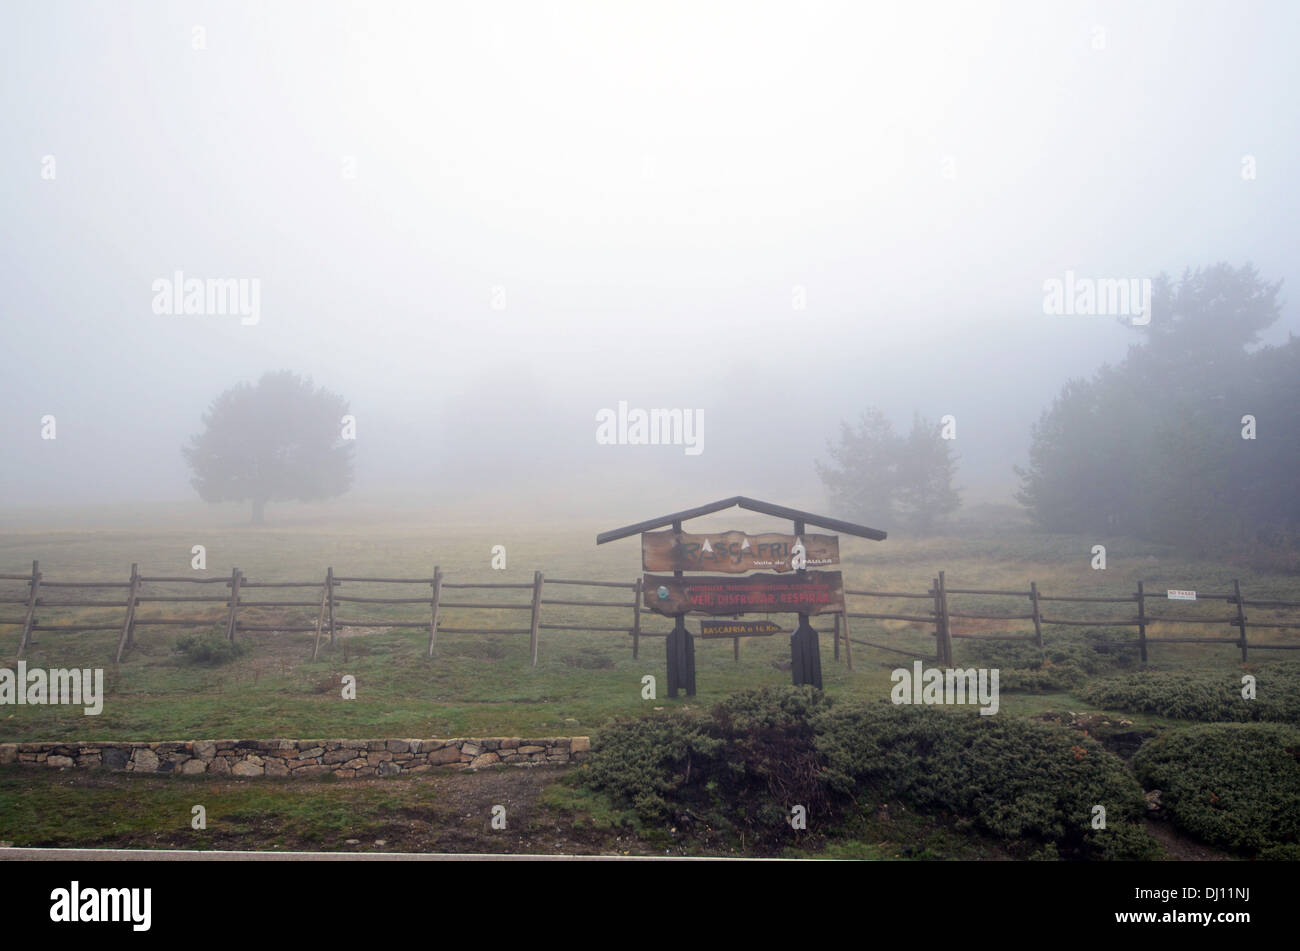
0;765;1030;858
0;766;646;855
1;499;1296;858
1;500;1297;743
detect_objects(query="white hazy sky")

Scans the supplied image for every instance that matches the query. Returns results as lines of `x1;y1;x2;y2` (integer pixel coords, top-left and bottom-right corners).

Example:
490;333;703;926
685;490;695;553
2;1;1297;516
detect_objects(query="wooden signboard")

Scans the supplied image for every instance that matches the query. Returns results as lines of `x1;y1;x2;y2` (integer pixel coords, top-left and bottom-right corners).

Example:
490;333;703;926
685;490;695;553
641;531;839;573
699;619;783;638
643;571;845;617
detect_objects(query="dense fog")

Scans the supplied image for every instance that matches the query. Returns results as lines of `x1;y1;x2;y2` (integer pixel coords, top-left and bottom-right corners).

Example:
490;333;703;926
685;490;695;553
3;1;1296;525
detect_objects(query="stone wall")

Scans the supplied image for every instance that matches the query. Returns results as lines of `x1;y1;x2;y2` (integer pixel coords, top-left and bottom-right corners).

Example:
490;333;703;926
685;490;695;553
0;737;590;777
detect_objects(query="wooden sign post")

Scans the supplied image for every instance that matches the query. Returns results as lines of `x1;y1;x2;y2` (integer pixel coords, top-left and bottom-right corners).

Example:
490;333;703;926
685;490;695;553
598;496;885;696
789;519;822;688
664;519;695;698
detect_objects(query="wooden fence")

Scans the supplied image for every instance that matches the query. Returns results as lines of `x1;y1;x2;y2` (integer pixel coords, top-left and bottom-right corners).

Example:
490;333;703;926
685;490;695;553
0;561;829;665
843;571;1300;665
2;561;1298;666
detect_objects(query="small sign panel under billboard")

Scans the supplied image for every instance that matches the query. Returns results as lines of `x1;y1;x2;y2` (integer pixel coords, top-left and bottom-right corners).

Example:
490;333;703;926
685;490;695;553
699;619;784;638
1167;589;1197;601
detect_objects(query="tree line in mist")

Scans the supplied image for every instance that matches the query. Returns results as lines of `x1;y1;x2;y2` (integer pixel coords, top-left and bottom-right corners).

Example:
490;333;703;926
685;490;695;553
181;262;1297;566
1015;263;1298;560
815;263;1298;563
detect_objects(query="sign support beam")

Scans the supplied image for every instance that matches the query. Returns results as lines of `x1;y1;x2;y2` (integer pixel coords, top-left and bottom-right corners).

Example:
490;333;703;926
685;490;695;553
665;519;696;697
789;518;823;689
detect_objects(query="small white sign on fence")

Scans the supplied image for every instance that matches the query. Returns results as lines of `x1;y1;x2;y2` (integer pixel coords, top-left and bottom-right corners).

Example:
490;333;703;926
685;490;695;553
1167;589;1197;601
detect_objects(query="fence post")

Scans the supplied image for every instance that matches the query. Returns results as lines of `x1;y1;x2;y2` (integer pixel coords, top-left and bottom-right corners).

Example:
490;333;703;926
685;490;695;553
842;609;853;672
427;566;443;658
666;519;696;697
733;635;740;663
789;518;822;689
225;568;243;641
17;560;40;657
937;571;953;666
1136;581;1148;662
115;562;140;663
1233;579;1248;663
125;562;139;650
931;577;943;664
1029;580;1044;653
631;577;642;660
327;566;336;646
529;570;544;667
833;613;840;660
312;569;330;661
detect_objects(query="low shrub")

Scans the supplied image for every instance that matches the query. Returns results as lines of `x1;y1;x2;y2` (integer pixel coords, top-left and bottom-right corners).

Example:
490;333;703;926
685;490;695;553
575;686;1159;859
712;686;833;819
1078;665;1300;724
959;628;1139;692
175;631;248;665
815;701;1158;859
577;714;723;824
577;687;832;850
713;683;836;728
1132;723;1300;856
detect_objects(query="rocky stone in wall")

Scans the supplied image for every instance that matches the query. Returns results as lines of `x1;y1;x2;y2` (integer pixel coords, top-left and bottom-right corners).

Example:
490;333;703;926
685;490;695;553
1;736;590;778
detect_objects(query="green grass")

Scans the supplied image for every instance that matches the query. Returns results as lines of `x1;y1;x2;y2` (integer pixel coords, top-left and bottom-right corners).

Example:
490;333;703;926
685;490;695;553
1;499;1297;743
2;498;1294;859
787;811;1010;861
0;769;415;850
540;779;650;835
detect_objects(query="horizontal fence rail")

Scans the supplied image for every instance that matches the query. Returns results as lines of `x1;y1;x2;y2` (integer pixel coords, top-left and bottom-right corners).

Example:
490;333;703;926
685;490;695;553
1;560;1297;667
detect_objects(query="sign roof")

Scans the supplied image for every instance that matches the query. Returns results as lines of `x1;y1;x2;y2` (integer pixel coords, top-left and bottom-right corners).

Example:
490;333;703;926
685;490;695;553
596;496;887;545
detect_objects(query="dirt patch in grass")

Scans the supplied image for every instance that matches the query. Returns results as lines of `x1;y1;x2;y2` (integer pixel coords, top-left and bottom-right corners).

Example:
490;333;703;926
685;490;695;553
1034;711;1158;759
1142;818;1234;861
